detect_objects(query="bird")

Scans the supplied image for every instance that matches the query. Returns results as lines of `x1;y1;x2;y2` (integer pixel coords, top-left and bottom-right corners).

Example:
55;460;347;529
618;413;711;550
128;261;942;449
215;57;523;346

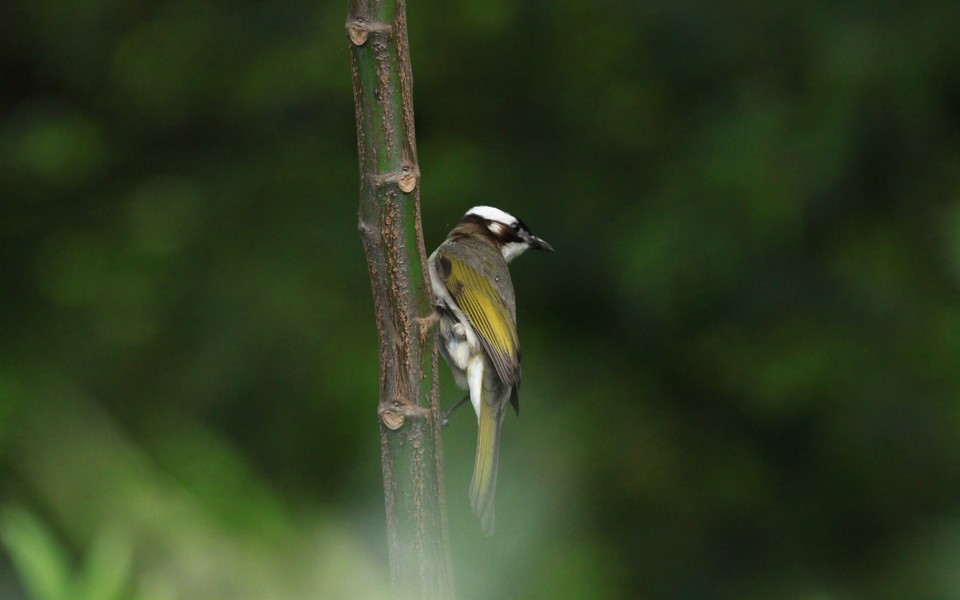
427;205;553;535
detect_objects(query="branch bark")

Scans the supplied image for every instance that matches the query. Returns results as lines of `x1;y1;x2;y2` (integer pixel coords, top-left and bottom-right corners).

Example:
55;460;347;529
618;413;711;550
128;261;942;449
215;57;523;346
346;1;455;598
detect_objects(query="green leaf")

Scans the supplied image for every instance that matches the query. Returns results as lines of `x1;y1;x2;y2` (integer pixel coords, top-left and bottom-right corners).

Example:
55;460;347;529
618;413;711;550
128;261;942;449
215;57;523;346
0;507;70;600
75;529;132;600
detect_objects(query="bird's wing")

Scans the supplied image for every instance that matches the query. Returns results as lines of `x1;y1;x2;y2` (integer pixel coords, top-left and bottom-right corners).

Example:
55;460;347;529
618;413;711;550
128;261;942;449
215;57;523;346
435;251;521;388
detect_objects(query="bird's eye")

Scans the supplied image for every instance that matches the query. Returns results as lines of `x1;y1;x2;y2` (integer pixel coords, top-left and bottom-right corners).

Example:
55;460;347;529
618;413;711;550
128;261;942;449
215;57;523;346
510;222;520;231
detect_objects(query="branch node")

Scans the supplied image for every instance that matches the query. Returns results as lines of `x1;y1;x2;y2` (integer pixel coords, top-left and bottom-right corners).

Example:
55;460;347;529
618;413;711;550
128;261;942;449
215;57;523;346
346;19;392;46
358;219;373;237
347;21;369;46
379;403;433;430
381;408;405;430
365;166;421;192
398;165;418;193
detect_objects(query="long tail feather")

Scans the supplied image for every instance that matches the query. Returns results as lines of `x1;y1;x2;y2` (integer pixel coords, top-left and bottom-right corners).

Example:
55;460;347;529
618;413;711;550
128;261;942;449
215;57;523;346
470;393;501;536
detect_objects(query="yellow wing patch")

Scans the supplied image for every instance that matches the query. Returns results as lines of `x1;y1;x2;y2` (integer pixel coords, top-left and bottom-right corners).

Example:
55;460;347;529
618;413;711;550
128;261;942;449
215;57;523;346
437;253;520;387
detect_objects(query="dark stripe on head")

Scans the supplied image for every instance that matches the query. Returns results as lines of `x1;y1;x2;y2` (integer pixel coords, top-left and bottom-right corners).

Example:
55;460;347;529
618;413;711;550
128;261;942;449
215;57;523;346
449;217;500;245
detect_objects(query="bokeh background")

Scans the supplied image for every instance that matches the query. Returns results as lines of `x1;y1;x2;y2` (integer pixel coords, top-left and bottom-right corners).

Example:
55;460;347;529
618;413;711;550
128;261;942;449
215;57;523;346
3;0;960;598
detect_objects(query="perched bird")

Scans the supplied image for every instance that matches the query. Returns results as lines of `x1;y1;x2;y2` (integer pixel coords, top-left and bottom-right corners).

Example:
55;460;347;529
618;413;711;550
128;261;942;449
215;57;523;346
428;206;553;535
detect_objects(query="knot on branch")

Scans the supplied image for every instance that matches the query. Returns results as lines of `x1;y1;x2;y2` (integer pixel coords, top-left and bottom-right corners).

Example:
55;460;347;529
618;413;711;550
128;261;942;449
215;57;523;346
346;18;392;46
398;166;418;193
379;402;432;430
381;408;405;430
365;164;420;194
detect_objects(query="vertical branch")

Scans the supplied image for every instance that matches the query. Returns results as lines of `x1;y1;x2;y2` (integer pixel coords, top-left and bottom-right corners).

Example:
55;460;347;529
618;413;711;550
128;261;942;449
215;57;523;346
346;1;455;598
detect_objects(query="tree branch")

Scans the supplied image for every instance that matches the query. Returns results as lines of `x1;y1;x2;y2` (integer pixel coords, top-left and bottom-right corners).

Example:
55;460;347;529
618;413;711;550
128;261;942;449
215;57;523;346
346;0;455;597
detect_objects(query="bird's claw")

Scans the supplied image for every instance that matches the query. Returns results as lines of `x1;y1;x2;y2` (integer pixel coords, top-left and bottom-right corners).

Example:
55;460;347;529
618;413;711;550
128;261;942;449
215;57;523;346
440;394;470;428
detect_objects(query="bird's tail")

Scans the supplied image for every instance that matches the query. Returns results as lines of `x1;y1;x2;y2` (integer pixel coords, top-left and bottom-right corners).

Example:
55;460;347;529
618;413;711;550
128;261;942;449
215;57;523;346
470;391;503;536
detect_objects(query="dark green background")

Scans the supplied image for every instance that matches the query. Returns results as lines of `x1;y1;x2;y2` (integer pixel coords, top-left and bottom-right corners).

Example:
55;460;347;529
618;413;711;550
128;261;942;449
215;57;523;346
3;1;960;598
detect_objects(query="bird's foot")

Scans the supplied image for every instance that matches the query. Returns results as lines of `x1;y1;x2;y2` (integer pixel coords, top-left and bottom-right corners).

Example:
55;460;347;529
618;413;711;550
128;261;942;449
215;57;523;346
441;394;471;428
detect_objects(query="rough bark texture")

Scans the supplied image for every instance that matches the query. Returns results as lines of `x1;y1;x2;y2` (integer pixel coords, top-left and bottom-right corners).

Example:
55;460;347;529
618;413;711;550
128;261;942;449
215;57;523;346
346;1;455;598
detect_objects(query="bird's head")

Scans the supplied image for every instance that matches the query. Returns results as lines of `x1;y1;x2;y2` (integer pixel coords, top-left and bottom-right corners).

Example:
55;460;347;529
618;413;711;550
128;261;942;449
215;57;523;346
461;205;554;262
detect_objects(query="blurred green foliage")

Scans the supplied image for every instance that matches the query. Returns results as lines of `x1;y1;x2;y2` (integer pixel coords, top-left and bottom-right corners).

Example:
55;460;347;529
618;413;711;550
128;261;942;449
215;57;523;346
2;0;960;598
1;507;148;600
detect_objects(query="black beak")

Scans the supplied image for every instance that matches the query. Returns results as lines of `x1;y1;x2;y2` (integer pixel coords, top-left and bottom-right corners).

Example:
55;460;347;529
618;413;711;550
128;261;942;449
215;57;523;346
529;235;554;252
